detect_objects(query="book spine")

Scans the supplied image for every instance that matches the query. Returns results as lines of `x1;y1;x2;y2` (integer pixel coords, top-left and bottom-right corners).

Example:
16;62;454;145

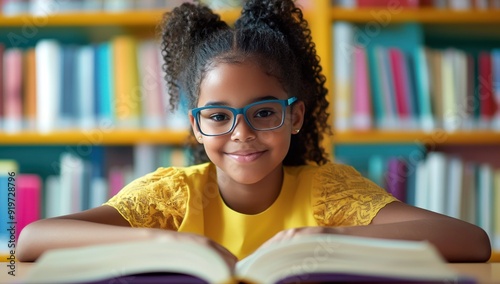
3;48;23;133
352;46;372;130
333;22;354;131
15;174;42;240
36;39;61;133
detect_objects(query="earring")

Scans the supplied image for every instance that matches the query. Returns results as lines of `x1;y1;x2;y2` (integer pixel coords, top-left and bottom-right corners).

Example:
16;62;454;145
294;129;300;134
197;136;202;141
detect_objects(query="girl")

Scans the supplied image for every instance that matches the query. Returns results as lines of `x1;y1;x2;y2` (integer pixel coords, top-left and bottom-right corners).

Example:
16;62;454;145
17;0;490;264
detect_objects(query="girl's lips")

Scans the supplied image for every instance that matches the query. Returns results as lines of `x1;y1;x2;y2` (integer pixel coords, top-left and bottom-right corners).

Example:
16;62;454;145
226;151;266;163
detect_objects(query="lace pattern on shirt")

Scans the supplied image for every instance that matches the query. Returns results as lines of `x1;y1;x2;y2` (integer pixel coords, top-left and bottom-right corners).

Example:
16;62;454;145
104;167;188;230
312;163;398;226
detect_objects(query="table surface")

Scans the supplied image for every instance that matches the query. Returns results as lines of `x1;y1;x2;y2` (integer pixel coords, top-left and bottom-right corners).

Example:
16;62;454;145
0;262;499;283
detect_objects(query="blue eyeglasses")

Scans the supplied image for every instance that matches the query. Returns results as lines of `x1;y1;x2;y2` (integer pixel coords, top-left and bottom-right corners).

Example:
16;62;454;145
191;97;298;136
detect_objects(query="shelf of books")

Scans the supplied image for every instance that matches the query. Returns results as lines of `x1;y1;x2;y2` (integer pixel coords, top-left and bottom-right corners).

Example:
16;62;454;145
327;0;500;258
0;130;190;145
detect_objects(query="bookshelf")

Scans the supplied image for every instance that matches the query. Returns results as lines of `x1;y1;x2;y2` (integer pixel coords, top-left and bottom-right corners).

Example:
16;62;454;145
0;129;189;145
1;0;498;260
316;1;500;259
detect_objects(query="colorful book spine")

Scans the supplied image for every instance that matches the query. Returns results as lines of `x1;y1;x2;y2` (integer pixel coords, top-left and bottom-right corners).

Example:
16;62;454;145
15;174;42;240
478;51;497;128
3;48;23;133
352;46;372;130
492;49;500;130
385;158;407;202
333;21;354;131
413;47;434;131
23;48;37;131
0;43;4;130
112;36;141;128
36;39;61;133
389;48;412;128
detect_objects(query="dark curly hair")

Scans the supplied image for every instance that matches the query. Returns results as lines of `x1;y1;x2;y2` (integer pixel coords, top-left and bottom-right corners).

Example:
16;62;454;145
159;0;331;166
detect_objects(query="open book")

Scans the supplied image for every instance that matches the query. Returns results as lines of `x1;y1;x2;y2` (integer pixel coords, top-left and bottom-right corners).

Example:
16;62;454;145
23;234;471;284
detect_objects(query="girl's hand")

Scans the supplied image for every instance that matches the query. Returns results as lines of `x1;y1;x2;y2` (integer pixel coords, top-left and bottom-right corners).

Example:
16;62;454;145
150;229;238;268
259;226;341;249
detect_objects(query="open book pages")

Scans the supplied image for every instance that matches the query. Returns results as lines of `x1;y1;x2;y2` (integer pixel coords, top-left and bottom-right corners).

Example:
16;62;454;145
23;234;469;284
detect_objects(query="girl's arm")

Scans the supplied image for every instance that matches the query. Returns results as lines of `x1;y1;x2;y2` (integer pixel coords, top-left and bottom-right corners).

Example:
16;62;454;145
16;205;237;266
343;201;491;262
261;202;491;262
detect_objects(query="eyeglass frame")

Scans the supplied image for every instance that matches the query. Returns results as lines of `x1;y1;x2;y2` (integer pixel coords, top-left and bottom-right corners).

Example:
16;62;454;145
190;96;298;137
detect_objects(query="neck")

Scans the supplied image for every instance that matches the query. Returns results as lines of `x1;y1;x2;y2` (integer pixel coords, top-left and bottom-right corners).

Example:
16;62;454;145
217;165;284;215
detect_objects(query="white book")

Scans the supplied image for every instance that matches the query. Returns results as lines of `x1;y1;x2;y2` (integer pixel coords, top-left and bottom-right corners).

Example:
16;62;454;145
59;153;84;215
89;177;108;209
461;162;477;225
449;0;472;10
103;0;134;11
445;156;464;219
414;160;429;210
477;164;493;239
36;40;61;133
44;175;62;218
493;169;500;250
426;152;447;215
30;0;58;16
333;22;354;131
133;144;158;178
76;45;95;130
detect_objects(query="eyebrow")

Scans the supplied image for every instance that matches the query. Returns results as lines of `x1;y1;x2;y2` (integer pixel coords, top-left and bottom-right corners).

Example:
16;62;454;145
203;96;279;107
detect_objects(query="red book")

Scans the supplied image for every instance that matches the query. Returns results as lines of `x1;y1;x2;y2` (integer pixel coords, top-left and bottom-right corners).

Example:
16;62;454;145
388;48;411;122
16;174;42;240
478;51;497;122
357;0;420;8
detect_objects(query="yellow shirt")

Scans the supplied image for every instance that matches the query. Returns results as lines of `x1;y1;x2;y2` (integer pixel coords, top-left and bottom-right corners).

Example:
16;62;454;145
104;162;397;259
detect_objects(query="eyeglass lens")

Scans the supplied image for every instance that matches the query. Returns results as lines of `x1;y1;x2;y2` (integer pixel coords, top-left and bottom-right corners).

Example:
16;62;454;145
197;101;285;135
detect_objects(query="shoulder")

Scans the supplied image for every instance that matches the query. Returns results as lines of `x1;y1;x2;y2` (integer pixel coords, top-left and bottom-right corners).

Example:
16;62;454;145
104;163;213;229
122;162;213;191
285;162;362;182
304;162;398;226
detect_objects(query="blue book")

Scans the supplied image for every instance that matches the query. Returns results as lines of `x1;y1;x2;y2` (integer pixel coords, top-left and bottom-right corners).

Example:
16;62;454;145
94;42;115;126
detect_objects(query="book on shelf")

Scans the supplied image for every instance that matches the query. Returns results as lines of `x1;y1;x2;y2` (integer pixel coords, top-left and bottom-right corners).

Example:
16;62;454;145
0;36;190;133
333;0;500;9
23;234;471;284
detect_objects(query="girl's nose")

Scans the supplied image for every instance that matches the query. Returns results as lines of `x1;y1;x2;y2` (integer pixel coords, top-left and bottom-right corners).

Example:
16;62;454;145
230;114;256;142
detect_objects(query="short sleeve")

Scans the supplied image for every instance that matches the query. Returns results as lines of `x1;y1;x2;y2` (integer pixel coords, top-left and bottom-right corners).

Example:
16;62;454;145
104;167;188;230
312;163;398;227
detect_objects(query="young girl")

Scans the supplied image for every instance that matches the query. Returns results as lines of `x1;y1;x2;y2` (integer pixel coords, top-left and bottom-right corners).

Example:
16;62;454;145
17;0;490;264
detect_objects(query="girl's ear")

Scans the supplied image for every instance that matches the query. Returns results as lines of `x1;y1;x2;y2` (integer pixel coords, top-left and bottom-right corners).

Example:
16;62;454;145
291;100;305;134
189;113;203;144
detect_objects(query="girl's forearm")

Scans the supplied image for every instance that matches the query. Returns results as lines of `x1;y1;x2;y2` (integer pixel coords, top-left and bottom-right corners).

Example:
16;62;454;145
16;219;159;262
338;218;491;262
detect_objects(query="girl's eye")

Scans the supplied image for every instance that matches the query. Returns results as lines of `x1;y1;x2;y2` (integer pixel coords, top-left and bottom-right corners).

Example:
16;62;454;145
255;109;274;118
209;113;230;122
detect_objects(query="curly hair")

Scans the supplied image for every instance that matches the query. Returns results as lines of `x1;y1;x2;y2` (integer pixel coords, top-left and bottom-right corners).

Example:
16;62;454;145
159;0;331;166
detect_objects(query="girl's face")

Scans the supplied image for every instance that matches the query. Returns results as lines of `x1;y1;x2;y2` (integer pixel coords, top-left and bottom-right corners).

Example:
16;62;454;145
189;61;304;185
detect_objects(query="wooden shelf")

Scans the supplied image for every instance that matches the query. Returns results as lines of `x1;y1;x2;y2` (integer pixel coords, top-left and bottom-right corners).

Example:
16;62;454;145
490;251;500;262
330;8;500;23
333;130;500;145
0;129;190;145
0;8;241;26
